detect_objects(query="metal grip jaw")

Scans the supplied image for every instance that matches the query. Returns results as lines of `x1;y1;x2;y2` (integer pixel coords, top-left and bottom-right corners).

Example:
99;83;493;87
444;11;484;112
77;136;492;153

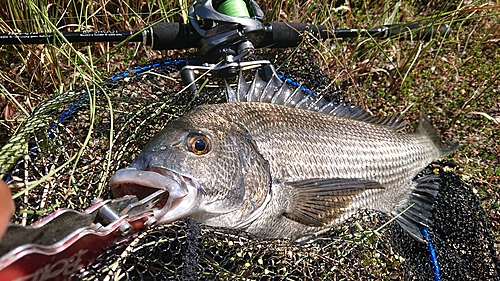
189;0;266;63
0;190;167;281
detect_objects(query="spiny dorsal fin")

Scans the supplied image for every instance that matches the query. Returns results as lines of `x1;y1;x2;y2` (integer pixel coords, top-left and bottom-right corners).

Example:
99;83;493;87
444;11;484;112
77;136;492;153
259;73;282;103
225;80;238;102
225;70;408;131
283;178;385;226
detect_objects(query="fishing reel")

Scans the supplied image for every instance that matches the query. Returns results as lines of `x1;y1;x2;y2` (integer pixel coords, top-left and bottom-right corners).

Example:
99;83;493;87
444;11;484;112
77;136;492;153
182;0;273;92
189;0;265;63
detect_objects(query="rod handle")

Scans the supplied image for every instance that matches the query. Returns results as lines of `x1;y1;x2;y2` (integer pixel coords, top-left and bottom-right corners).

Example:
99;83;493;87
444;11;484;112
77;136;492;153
257;22;328;48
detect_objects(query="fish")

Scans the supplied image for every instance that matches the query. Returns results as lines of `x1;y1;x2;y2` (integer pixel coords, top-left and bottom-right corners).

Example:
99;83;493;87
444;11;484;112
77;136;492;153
109;68;458;242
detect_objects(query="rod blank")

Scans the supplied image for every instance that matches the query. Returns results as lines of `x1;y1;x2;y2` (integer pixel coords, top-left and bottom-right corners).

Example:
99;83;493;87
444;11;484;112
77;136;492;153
0;30;138;45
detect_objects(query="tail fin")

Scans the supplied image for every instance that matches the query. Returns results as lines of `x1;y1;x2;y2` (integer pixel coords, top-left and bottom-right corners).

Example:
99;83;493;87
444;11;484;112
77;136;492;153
417;113;459;157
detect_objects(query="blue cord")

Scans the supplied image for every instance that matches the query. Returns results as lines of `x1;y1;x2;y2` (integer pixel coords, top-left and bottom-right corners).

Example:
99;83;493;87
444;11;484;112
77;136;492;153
275;73;316;95
422;228;440;281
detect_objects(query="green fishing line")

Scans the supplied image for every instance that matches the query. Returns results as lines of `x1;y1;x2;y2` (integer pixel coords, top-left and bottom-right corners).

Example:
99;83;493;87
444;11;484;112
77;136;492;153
217;0;250;17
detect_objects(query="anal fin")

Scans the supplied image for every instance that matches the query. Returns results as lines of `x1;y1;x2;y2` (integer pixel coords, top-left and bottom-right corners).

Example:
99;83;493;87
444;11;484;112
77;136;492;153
283;178;385;226
392;174;441;243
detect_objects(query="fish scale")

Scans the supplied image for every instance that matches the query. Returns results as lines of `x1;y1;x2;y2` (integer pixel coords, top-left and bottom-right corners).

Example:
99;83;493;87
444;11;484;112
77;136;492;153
226;103;430;180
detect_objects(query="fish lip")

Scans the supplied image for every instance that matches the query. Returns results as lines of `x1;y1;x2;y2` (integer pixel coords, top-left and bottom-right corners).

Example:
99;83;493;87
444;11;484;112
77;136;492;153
109;167;199;223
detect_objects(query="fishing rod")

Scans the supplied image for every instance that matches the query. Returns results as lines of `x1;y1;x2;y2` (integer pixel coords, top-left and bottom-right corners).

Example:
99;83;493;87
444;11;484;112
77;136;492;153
0;0;450;63
0;0;450;93
0;22;449;47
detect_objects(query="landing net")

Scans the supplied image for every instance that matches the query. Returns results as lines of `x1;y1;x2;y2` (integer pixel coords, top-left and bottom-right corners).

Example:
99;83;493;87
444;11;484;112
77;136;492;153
1;50;498;280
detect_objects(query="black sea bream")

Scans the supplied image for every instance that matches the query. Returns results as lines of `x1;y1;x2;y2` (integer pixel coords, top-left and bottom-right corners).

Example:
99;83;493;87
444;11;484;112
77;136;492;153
110;71;458;242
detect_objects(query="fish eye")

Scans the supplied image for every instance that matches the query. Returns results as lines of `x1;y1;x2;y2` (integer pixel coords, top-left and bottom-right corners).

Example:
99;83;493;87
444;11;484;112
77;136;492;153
187;134;210;155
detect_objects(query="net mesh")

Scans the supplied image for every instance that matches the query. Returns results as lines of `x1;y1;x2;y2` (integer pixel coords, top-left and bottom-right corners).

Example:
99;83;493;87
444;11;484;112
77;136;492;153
0;50;498;280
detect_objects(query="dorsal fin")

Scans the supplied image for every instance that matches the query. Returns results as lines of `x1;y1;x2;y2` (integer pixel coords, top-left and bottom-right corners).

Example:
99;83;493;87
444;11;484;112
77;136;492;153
225;70;407;131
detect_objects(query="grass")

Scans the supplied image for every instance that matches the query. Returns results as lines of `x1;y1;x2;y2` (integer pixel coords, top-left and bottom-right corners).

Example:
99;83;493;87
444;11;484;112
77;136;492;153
0;0;498;256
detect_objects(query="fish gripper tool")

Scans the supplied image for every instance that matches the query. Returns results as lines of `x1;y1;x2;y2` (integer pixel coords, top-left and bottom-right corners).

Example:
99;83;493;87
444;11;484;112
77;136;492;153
0;190;167;281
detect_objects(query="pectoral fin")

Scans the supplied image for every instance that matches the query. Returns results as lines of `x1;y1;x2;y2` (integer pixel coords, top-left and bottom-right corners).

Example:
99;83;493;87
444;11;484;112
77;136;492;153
283;178;385;226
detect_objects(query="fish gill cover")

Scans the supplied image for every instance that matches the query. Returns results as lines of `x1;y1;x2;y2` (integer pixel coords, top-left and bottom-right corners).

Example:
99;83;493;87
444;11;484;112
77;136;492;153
0;50;498;280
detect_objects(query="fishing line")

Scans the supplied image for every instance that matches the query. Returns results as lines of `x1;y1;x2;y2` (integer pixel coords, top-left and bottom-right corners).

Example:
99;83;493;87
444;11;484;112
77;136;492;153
217;0;250;17
1;13;164;24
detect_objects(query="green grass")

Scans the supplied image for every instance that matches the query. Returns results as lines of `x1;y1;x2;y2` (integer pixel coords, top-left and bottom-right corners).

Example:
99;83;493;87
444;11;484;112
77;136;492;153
0;0;498;250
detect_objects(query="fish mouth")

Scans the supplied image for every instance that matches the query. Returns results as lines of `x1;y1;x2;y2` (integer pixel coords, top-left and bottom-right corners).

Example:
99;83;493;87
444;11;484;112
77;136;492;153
109;167;199;223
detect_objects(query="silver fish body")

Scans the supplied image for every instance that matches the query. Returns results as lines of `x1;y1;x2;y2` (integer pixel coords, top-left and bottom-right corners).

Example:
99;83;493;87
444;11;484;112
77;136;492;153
110;97;457;242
